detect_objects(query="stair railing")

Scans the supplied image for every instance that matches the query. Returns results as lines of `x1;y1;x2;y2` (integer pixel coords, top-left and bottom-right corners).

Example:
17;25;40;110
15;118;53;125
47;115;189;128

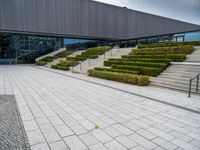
188;73;200;97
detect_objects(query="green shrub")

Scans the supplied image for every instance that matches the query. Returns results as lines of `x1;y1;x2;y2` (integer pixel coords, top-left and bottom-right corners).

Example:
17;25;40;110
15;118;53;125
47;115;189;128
35;61;47;66
122;54;186;61
59;60;80;67
94;67;140;74
86;46;112;52
66;57;87;61
40;56;55;62
137;76;151;86
66;46;112;63
51;64;69;71
76;55;98;59
108;58;171;63
104;61;168;69
55;50;73;58
138;41;200;48
112;65;163;76
88;69;150;86
131;45;194;55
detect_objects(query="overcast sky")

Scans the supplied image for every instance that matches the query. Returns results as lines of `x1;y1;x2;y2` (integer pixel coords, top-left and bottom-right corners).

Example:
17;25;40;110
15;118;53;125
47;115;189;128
95;0;200;25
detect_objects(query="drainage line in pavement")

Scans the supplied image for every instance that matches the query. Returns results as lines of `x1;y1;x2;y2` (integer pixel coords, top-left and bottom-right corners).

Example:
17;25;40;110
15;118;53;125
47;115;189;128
35;66;200;115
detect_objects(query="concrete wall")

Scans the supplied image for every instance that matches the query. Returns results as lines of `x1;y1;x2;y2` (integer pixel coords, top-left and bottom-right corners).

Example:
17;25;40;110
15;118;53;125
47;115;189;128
0;0;200;40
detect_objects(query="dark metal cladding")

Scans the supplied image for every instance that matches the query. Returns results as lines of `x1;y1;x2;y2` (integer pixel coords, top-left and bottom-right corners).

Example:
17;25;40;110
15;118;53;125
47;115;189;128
0;0;200;40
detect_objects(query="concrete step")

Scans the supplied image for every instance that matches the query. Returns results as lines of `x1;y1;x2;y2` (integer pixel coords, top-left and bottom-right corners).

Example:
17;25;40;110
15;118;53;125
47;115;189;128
150;82;200;95
151;77;197;86
150;80;200;93
165;69;200;74
161;72;198;78
156;76;191;82
169;64;200;68
36;48;66;62
71;48;132;74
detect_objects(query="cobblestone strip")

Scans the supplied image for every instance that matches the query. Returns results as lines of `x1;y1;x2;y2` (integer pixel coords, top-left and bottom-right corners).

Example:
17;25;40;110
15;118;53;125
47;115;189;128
0;95;30;150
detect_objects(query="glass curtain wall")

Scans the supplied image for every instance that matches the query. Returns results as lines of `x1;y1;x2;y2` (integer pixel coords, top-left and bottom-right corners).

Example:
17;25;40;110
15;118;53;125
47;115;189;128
0;33;64;64
64;38;114;50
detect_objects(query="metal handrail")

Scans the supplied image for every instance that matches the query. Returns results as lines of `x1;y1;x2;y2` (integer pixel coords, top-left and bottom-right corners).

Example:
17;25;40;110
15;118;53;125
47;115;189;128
188;73;200;97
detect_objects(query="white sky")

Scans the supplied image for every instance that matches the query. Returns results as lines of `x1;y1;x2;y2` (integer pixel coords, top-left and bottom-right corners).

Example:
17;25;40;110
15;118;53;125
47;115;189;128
95;0;200;25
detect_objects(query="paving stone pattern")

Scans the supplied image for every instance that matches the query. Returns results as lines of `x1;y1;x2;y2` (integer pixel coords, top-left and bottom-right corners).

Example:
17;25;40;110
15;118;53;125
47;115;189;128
0;95;30;150
0;65;200;150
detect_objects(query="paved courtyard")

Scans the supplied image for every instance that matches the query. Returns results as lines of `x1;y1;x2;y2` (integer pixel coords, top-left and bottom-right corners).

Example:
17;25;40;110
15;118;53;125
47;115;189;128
0;65;200;150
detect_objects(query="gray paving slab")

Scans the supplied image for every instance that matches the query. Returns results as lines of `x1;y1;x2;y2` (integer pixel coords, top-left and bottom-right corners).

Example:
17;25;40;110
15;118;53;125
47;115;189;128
1;65;200;150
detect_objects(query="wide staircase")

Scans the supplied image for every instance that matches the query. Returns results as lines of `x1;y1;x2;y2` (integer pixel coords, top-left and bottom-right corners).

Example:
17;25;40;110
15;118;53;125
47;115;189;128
150;46;200;94
71;47;132;74
45;50;85;68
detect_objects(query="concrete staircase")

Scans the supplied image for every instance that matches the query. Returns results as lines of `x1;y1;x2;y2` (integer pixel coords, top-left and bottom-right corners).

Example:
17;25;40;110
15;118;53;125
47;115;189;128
71;47;133;74
36;48;66;62
150;46;200;94
45;50;85;68
185;46;200;62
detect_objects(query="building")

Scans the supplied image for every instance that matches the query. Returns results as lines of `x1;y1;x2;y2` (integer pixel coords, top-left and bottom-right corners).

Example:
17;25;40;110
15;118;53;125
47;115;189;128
0;0;200;64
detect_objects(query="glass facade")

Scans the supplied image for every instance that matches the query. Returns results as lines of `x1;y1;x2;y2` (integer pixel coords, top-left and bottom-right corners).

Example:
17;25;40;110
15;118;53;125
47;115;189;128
64;38;114;50
0;33;64;64
120;31;200;48
0;31;199;64
119;35;174;48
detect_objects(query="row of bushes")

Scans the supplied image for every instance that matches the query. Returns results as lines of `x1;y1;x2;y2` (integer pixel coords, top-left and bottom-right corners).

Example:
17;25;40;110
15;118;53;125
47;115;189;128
131;45;194;55
108;58;171;63
122;54;187;61
68;46;111;61
36;50;73;66
138;41;200;48
66;57;87;61
52;46;112;71
87;43;197;85
51;60;79;71
112;65;162;76
35;61;47;66
104;60;168;69
88;69;150;86
40;56;55;62
94;67;140;74
51;64;70;71
54;50;73;58
65;46;112;64
59;60;79;67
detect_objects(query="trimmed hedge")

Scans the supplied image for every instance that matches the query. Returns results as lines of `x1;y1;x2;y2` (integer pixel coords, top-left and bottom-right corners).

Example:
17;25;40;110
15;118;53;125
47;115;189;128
88;69;150;86
54;50;73;58
104;61;168;69
79;46;112;59
112;65;163;76
131;45;194;55
35;61;47;66
138;41;200;48
51;64;69;71
59;60;79;66
40;56;55;63
66;57;87;61
66;46;112;62
122;54;186;61
76;55;98;59
108;58;171;63
94;67;140;74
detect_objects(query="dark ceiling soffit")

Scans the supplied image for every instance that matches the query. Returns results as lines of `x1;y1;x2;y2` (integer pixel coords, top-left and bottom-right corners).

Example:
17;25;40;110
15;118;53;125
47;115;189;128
0;29;120;41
